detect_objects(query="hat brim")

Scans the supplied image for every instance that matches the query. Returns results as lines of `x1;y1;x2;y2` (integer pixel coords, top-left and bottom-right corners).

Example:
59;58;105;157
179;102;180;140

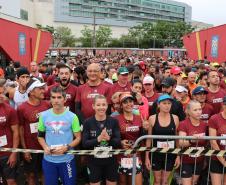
119;72;129;75
158;97;173;103
161;83;171;87
193;90;208;95
120;96;134;103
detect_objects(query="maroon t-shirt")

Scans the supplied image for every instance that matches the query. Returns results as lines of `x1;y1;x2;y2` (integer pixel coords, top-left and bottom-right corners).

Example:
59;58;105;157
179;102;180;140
76;82;110;119
17;101;50;150
46;74;57;86
0;102;19;157
178;118;207;164
201;103;214;123
110;82;131;99
45;83;77;113
220;80;226;91
115;114;142;160
206;88;226;114
144;92;160;114
208;113;226;160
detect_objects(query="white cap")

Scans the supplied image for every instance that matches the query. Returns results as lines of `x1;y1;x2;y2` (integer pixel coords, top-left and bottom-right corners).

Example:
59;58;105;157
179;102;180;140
27;80;45;94
143;75;154;84
175;85;188;93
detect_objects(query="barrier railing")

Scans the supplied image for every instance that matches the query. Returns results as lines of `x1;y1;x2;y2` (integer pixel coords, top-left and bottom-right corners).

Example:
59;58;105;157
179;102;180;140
131;135;226;185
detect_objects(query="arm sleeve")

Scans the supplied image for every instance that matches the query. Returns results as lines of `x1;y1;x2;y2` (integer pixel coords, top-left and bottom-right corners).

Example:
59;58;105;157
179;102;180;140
177;121;186;133
38;115;46;132
208;116;217;129
82;119;99;149
109;119;121;148
72;115;81;133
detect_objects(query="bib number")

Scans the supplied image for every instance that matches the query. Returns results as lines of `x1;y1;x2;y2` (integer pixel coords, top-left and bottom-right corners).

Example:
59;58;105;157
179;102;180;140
0;135;8;147
94;146;112;158
157;141;175;148
220;134;226;146
30;122;38;134
121;158;139;169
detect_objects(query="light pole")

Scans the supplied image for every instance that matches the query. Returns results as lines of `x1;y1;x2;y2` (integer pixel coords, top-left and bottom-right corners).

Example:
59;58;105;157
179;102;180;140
92;8;96;55
152;34;156;48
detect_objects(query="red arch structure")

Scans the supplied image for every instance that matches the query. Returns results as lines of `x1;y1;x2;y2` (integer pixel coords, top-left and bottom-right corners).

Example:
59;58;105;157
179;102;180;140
0;18;52;68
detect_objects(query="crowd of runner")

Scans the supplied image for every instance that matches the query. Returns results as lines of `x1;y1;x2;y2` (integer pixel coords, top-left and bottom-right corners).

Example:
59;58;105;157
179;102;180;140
0;55;226;185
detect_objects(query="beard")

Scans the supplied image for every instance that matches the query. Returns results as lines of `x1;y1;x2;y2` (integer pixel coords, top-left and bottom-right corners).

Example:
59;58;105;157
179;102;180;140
60;78;70;87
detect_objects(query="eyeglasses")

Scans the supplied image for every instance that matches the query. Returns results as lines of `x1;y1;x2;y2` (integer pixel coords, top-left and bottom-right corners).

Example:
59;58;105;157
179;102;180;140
122;99;133;104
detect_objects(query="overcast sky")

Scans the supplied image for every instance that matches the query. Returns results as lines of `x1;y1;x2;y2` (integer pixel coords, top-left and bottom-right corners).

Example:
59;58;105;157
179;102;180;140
176;0;226;26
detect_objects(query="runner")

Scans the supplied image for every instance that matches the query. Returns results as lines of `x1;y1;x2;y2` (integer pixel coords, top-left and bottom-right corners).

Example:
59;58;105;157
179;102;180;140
75;63;110;124
7;67;30;109
115;92;145;185
0;80;19;185
38;86;81;185
45;64;77;113
82;95;121;185
178;100;207;185
145;94;180;185
206;70;226;114
17;79;50;185
192;86;214;123
209;96;226;185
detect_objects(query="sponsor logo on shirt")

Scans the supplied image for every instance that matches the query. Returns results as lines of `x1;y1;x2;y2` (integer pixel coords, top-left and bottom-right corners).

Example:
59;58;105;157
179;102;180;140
0;116;6;123
126;126;139;132
90;130;97;137
148;102;154;106
46;121;67;135
87;93;100;99
201;114;209;120
66;94;71;100
212;98;223;103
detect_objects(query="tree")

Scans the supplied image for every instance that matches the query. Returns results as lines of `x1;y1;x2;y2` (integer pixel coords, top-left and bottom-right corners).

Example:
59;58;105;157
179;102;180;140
96;26;112;47
80;26;93;47
54;26;76;47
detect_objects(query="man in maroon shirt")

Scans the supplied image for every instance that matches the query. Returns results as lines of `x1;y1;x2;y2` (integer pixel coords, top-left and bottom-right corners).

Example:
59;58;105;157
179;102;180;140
207;70;226;114
45;64;77;113
110;67;131;98
192;86;214;123
75;63;110;124
18;79;50;185
0;80;19;185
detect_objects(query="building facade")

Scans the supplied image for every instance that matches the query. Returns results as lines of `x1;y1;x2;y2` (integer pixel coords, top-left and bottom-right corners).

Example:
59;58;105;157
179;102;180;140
0;0;191;38
55;0;191;27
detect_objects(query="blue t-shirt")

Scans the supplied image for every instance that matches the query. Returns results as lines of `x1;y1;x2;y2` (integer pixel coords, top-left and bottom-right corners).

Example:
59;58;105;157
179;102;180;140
38;108;80;163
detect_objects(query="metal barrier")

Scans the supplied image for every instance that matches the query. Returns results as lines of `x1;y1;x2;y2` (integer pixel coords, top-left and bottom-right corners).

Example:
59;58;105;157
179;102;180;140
131;135;226;185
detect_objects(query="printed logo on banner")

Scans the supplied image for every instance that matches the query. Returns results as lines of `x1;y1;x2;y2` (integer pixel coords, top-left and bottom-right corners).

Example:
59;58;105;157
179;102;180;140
19;33;26;55
211;35;219;58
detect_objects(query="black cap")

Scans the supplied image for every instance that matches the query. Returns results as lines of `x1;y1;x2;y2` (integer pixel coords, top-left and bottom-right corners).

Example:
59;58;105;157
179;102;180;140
17;67;30;78
161;77;176;87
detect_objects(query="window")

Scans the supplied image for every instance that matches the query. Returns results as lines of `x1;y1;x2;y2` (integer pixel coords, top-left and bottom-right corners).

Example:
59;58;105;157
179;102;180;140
20;9;28;21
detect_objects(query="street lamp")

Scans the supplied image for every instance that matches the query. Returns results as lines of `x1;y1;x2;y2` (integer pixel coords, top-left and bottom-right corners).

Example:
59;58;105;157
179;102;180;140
152;34;157;48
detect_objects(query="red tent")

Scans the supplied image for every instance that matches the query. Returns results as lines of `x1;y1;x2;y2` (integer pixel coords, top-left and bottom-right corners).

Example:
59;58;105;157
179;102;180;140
0;18;52;68
183;24;226;63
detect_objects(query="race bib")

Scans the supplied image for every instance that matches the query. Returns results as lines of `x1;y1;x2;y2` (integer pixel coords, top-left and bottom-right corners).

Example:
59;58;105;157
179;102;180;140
94;146;112;158
121;157;139;169
220;134;226;145
189;147;204;158
30;122;38;134
157;141;175;148
0;135;8;147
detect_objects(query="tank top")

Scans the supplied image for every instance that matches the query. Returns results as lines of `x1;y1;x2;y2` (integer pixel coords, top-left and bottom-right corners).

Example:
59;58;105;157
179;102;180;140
13;87;28;109
152;114;176;148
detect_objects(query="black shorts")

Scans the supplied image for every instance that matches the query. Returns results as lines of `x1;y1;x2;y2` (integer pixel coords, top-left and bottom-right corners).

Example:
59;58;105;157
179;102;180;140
24;153;43;173
181;162;203;178
210;159;226;174
0;156;17;180
87;162;118;183
151;153;176;171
